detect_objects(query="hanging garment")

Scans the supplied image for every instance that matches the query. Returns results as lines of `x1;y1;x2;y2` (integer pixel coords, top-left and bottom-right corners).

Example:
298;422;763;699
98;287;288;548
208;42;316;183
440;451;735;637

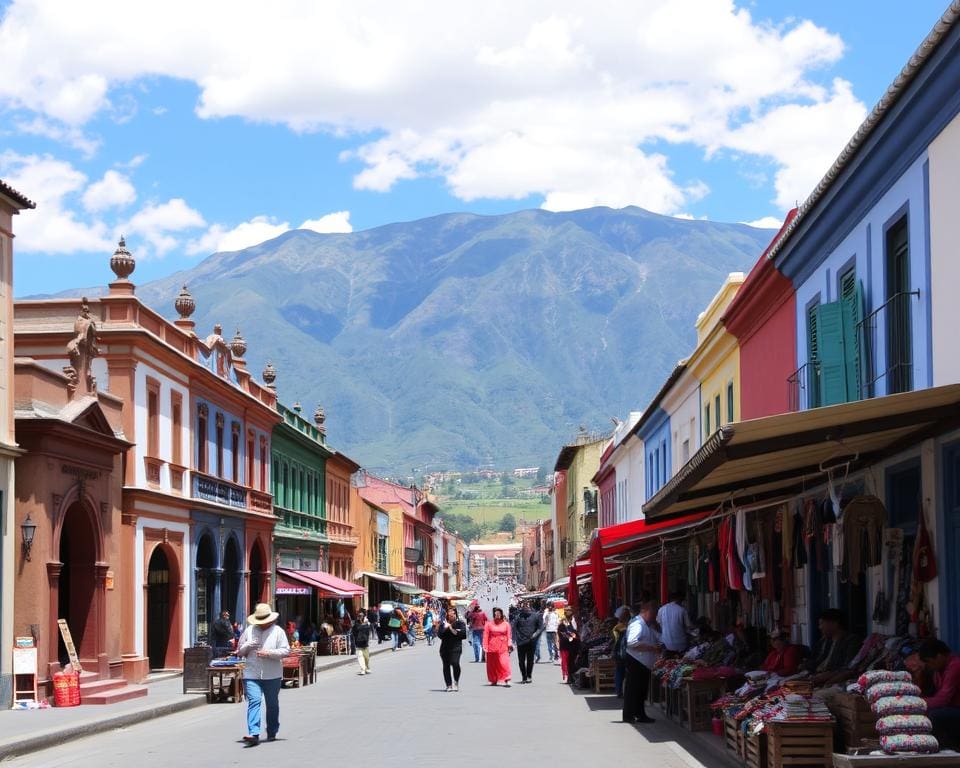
735;509;749;568
782;505;794;566
832;522;844;570
913;509;938;583
842;495;887;584
792;510;808;568
895;536;913;637
727;517;745;591
689;541;699;593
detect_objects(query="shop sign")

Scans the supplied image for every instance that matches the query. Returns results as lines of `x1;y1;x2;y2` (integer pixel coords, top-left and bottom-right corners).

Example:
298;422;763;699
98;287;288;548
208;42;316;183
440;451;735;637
275;580;311;596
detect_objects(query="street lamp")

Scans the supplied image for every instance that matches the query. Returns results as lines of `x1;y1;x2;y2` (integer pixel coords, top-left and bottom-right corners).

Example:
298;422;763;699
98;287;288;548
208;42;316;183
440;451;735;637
21;514;37;561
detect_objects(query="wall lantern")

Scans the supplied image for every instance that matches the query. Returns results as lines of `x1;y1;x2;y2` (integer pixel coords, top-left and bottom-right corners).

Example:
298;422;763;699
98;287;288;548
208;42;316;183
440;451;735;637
21;514;37;561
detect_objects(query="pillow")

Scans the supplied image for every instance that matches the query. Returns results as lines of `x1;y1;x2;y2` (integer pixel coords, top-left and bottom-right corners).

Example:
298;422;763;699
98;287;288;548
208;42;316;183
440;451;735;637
858;670;913;689
876;715;933;735
872;696;928;717
880;733;940;754
867;682;923;704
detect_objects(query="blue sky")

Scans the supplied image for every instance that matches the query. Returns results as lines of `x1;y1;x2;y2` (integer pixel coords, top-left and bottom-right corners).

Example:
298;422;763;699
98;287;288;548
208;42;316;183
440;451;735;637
0;0;951;296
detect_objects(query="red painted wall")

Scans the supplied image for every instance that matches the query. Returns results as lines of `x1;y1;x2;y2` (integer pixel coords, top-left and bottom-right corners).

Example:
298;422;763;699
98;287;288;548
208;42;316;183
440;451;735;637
598;470;616;529
739;292;797;420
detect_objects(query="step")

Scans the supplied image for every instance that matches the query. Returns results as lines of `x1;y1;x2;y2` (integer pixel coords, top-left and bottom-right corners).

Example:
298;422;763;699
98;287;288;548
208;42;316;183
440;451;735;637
82;684;149;705
79;678;127;696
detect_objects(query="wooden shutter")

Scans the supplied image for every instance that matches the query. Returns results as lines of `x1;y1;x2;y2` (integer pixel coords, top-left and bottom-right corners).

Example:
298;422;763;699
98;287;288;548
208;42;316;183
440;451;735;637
807;302;820;406
840;271;864;401
816;300;847;405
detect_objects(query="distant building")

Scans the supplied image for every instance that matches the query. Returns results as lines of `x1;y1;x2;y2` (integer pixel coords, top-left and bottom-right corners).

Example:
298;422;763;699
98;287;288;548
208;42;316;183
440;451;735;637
467;542;523;582
512;467;539;478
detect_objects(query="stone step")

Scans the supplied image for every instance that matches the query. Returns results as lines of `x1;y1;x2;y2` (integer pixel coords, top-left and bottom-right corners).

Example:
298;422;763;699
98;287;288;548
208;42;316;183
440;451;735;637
79;678;127;697
82;684;149;706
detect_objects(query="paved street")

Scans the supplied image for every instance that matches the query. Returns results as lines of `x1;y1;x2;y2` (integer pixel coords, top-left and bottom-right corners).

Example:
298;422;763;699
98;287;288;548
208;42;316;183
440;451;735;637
7;643;725;768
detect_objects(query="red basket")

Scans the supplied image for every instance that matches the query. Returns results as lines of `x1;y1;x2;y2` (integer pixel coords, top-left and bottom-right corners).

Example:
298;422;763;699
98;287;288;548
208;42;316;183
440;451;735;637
52;671;80;707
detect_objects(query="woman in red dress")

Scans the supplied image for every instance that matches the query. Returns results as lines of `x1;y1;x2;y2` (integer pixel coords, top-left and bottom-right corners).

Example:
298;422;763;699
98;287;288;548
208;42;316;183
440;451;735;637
482;607;513;687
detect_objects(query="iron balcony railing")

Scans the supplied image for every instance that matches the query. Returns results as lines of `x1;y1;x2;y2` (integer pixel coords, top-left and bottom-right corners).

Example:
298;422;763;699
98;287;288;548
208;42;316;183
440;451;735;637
857;289;920;398
787;361;822;412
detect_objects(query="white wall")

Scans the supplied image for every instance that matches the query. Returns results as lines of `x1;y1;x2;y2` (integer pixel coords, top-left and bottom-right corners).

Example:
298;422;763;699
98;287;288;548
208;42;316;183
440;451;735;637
133;360;190;491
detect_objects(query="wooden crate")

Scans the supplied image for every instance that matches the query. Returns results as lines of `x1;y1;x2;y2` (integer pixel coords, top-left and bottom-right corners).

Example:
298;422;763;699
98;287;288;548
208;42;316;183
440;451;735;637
827;694;878;752
725;715;746;762
745;731;767;768
593;658;616;693
682;678;727;732
766;721;834;767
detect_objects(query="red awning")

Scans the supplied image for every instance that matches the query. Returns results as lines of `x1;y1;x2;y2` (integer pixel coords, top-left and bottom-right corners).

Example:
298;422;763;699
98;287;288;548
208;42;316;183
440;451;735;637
278;569;366;598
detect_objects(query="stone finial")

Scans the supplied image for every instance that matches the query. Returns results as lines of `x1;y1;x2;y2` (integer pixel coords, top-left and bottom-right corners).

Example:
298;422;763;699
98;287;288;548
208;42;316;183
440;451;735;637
293;401;302;413
175;285;195;319
230;328;247;359
110;236;136;281
262;362;277;390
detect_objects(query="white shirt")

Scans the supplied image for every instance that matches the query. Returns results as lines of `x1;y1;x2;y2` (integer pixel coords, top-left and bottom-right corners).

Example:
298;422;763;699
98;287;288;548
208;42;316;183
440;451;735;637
625;615;660;668
544;611;559;632
237;623;290;680
656;601;692;652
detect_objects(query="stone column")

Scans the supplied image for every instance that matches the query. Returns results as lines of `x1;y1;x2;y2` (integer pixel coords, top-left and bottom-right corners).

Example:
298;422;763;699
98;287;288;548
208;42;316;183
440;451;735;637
45;562;63;679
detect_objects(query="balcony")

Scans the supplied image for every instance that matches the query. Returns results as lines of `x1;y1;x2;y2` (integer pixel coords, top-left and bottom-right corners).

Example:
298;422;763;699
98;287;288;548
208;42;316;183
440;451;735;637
249;489;273;514
274;504;327;538
327;519;359;546
858;290;920;398
787;361;822;412
191;470;247;510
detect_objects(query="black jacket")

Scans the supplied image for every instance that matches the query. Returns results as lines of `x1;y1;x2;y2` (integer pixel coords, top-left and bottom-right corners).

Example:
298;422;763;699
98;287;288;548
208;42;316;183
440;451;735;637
511;609;544;646
211;618;234;647
352;622;372;649
437;619;467;654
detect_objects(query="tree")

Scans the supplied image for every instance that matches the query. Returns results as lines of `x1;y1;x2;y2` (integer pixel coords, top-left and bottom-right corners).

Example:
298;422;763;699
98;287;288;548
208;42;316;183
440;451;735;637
536;466;547;483
499;512;517;534
443;512;482;544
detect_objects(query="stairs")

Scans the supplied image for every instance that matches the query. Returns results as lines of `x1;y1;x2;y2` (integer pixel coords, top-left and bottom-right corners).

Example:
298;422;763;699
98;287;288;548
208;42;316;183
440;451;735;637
78;671;148;705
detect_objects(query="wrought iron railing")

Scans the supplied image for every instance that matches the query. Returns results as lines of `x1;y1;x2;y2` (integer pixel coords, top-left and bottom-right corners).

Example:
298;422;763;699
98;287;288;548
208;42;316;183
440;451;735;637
787;361;821;412
192;471;247;509
274;504;327;536
857;290;920;397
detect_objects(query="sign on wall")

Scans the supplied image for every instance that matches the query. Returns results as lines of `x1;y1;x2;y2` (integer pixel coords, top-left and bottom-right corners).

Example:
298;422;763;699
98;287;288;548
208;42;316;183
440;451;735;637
57;619;82;672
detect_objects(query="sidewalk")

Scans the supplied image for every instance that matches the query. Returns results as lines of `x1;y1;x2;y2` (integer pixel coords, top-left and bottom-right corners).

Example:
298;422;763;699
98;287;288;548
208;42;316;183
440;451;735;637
0;644;396;761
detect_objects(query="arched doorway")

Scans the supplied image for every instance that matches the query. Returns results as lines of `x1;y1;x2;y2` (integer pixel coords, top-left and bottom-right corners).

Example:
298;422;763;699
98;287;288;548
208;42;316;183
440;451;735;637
222;537;241;619
146;546;171;669
58;503;99;665
195;533;216;644
249;541;265;613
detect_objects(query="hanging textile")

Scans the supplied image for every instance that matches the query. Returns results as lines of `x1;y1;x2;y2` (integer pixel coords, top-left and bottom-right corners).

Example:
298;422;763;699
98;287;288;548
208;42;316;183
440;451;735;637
913;508;938;583
782;505;794;566
590;537;610;619
792;509;808;568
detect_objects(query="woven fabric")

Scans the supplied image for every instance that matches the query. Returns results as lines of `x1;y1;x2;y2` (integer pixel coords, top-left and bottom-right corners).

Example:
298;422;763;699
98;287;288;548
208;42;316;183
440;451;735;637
867;682;923;704
876;714;933;735
872;696;928;717
880;733;940;754
858;670;912;689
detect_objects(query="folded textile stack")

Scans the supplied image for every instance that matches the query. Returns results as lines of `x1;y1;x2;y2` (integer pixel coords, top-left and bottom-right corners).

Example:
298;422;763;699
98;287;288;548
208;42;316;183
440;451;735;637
861;670;938;755
771;694;834;722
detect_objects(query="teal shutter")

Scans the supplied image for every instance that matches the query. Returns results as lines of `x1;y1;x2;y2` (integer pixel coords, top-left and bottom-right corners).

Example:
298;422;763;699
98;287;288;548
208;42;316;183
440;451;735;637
816;300;847;405
840;273;864;401
807;303;821;407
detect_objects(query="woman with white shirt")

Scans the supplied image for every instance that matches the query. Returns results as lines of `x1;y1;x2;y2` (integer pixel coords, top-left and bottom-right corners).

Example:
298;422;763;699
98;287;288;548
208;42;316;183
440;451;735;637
237;603;291;746
622;601;661;724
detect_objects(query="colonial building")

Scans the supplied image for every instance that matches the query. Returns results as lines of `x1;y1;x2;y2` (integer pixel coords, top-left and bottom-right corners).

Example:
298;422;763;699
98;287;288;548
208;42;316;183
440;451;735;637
14;240;280;681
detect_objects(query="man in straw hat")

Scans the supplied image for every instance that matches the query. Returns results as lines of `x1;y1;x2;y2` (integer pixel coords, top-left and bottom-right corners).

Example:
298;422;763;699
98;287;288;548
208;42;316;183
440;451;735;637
237;602;290;746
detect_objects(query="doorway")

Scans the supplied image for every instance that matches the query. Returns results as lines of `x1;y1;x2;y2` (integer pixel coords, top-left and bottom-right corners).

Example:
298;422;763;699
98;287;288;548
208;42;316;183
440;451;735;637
146;546;171;669
222;537;241;619
249;541;265;612
58;503;98;666
195;533;216;644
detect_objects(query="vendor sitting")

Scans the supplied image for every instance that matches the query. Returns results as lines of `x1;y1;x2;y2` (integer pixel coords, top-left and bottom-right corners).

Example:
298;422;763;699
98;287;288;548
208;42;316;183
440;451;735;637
803;608;862;686
762;630;801;677
918;639;960;749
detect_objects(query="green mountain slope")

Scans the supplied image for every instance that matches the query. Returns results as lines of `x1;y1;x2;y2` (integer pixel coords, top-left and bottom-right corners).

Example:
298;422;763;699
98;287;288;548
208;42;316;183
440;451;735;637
130;206;773;471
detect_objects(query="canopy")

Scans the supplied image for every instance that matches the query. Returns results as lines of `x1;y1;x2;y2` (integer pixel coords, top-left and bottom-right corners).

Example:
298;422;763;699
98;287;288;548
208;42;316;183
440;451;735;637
357;571;397;583
392;581;424;596
644;384;960;521
277;569;366;598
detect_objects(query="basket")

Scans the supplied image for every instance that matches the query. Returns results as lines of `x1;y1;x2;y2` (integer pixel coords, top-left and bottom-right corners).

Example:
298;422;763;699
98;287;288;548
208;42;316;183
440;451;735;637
52;671;80;707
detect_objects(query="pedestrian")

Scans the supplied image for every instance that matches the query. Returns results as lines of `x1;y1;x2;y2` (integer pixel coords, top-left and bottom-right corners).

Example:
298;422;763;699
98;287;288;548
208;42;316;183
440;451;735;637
612;606;631;697
437;607;466;692
391;607;405;651
557;608;579;684
511;600;543;684
423;607;436;646
237;602;290;746
543;604;559;663
352;612;373;675
366;605;380;643
467;604;488;662
211;610;235;657
622;601;661;724
482;607;513;687
406;608;418;646
656;591;693;657
341;610;354;654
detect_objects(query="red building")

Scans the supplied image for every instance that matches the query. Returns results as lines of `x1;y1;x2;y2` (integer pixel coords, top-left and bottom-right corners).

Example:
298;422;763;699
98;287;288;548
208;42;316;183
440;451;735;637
722;211;798;420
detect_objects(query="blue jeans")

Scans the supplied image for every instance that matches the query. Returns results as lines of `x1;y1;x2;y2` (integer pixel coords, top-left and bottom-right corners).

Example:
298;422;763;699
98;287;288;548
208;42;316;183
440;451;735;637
545;631;557;660
425;627;435;646
243;678;281;738
534;635;541;662
392;630;401;650
471;630;483;662
614;660;626;696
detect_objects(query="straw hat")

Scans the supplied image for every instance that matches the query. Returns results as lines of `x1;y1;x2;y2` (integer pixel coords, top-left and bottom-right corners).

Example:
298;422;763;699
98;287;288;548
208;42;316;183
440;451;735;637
248;602;279;626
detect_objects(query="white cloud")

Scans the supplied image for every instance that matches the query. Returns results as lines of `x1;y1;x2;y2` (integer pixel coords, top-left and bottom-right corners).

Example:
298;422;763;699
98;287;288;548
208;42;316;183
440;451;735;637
0;151;112;253
82;169;136;212
12;116;100;157
299;211;352;234
0;1;866;214
741;216;783;229
123;198;205;256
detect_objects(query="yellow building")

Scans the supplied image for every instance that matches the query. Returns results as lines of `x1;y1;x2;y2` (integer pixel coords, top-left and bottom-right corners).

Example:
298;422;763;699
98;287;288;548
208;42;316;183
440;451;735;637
553;433;607;569
686;273;745;441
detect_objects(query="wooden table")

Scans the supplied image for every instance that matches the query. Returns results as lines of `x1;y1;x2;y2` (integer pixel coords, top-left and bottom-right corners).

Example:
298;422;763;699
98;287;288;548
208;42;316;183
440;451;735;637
207;665;244;703
681;678;728;731
833;751;960;767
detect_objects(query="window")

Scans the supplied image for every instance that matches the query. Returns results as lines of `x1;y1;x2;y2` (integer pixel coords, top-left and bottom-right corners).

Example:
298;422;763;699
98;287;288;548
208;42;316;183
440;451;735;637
816;269;863;406
215;413;225;477
246;432;255;488
682;439;690;463
714;394;721;427
727;382;734;423
654;449;660;491
272;459;279;498
260;438;268;491
885;216;912;394
661;439;667;483
806;301;822;408
231;422;240;481
171;392;182;465
197;404;208;473
704;404;711;438
146;379;160;457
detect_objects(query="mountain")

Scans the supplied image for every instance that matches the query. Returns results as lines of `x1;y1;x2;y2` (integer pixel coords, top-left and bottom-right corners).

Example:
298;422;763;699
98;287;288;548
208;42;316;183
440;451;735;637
125;207;773;471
